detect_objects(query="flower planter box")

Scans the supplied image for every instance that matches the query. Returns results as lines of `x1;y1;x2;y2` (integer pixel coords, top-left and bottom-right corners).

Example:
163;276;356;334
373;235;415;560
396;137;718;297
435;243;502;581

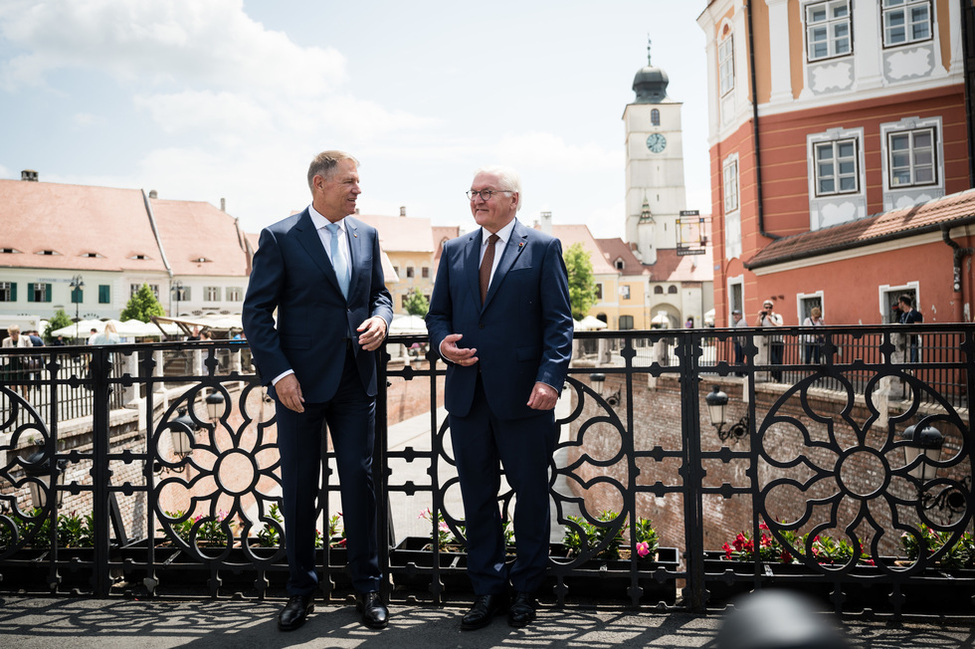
546;545;680;604
0;547;104;593
389;536;468;595
702;551;975;614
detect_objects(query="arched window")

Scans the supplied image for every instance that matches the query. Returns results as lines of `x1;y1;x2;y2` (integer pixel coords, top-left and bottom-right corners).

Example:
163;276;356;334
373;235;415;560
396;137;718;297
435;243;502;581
651;109;660;126
668;285;678;294
653;286;664;295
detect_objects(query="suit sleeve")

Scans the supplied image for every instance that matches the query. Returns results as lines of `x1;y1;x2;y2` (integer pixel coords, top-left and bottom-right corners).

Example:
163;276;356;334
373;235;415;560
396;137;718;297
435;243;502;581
425;246;453;359
368;231;393;330
536;238;574;390
241;228;291;385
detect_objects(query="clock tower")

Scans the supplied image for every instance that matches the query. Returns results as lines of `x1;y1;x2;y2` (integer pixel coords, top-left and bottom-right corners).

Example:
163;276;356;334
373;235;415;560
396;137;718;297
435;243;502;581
623;45;687;264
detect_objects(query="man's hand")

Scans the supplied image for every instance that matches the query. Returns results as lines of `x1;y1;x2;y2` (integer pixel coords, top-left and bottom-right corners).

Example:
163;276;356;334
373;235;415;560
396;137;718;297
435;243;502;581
441;333;478;366
275;374;305;413
357;317;387;351
527;382;558;410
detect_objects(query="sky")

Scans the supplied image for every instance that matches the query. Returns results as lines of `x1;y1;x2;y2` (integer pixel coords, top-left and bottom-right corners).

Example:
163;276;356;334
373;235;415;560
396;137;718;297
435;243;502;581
0;0;711;241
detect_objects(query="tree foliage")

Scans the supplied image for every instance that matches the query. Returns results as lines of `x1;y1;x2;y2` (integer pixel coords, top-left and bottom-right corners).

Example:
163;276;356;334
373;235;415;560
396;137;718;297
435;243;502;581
403;288;430;317
120;283;165;323
563;242;597;321
44;308;73;341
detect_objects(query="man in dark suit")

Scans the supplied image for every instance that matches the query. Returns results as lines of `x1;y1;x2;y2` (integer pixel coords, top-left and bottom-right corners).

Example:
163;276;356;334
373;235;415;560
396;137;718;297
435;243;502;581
426;165;573;630
242;151;393;631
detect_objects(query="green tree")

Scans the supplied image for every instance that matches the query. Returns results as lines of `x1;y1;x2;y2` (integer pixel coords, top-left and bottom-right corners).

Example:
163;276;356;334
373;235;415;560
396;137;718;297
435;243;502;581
403;288;429;317
44;308;73;342
120;283;165;322
563;242;597;321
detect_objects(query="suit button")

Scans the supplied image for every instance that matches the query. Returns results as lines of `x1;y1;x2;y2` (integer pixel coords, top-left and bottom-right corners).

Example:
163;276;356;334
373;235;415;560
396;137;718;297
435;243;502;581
479;324;485;329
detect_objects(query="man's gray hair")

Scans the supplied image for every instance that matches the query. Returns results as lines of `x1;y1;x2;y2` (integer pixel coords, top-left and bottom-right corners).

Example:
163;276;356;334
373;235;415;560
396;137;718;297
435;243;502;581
474;165;522;212
307;150;358;192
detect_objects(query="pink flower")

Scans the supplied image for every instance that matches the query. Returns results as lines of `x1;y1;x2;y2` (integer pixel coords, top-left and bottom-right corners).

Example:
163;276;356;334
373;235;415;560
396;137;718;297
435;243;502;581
636;542;650;558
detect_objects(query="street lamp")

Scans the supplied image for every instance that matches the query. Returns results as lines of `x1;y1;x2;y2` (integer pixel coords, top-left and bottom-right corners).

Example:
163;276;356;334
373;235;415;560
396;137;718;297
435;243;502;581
165;408;198;470
205;391;225;423
69;274;84;339
171;280;184;317
897;424;966;515
588;372;620;408
23;449;67;509
705;385;750;443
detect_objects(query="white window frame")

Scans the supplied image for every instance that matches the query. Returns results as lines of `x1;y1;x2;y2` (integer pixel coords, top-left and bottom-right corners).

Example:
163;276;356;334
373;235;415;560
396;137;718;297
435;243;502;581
887;126;937;189
728;275;744;322
719;34;734;97
882;0;932;48
723;153;742;260
796;291;825;324
805;0;852;62
814;137;860;196
880;281;920;323
225;286;242;301
0;282;12;302
204;286;220;302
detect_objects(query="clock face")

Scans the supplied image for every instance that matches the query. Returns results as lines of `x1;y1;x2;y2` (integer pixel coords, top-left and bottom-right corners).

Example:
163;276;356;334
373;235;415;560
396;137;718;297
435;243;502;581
646;133;667;153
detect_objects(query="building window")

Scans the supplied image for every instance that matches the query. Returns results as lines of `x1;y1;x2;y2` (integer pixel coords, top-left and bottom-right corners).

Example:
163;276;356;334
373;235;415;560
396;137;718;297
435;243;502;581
401;295;409;309
595;284;603;300
651;109;660;126
620;285;631;300
0;282;14;302
130;284;160;298
805;0;852;61
98;285;111;304
226;287;243;301
421;267;430;279
888;127;936;188
392;266;399;277
619;315;634;330
882;0;931;47
406;267;415;279
71;286;83;304
615;259;624;270
29;283;51;303
204;286;220;301
653;285;664;295
668;285;678;294
815;138;859;196
723;158;739;212
718;35;734;96
173;285;190;301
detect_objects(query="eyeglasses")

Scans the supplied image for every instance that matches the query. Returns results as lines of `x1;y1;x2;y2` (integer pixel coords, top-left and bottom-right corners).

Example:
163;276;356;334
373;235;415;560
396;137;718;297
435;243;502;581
466;189;510;201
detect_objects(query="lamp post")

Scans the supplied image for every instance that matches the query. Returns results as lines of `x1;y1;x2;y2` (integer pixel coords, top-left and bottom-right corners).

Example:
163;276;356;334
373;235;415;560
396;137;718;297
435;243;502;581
165;408;198;471
69;274;84;340
23;449;67;509
205;391;225;424
897;424;965;514
705;385;750;443
171;280;184;317
588;372;620;408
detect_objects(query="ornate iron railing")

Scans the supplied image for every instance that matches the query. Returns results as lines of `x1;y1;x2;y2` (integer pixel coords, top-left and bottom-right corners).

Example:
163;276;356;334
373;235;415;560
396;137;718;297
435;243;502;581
0;324;971;621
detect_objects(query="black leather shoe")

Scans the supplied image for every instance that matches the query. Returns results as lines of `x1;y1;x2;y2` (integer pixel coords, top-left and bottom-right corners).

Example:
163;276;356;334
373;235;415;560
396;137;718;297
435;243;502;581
356;591;389;629
508;591;537;628
461;592;510;631
278;594;314;631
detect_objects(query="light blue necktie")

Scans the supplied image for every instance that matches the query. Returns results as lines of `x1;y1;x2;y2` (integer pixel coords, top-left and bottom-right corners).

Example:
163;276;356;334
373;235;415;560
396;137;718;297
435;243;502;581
325;222;350;298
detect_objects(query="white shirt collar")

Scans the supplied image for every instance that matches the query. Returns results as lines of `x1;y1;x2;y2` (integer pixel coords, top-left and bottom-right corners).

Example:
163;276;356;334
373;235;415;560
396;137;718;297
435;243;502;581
309;204;345;232
482;218;517;246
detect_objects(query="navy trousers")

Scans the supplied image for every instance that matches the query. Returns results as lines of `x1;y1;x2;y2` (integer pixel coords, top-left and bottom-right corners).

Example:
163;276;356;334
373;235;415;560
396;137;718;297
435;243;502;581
449;376;558;595
275;347;381;595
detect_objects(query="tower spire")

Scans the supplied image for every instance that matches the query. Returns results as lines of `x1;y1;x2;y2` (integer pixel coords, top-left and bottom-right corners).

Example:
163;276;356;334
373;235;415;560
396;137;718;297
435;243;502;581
647;36;652;65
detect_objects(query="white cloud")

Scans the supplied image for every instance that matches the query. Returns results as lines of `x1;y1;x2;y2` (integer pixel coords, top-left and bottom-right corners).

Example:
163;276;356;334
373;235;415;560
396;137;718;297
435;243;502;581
0;0;345;95
493;132;618;171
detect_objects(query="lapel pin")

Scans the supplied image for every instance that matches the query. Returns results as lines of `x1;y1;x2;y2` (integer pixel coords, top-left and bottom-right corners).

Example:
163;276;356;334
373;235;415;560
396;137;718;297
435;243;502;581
518;242;524;248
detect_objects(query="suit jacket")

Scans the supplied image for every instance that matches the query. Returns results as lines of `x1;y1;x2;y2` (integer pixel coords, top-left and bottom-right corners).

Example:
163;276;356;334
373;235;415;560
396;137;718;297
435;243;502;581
426;219;573;420
242;209;393;403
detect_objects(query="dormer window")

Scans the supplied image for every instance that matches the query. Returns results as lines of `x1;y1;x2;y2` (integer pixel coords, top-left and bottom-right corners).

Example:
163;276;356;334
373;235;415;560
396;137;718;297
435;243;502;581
615;259;625;271
0;248;19;254
130;254;150;260
81;252;101;258
194;257;211;263
35;249;59;256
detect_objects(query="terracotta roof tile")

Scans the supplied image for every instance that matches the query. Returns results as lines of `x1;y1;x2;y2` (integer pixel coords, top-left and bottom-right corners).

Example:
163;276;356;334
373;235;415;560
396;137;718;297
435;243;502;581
649;248;714;282
355;214;435;253
746;188;975;269
549;224;617;274
595;238;650;276
150;198;249;276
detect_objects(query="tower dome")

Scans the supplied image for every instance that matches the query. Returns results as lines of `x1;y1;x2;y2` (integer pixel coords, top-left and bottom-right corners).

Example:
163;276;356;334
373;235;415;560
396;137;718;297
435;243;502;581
632;39;669;104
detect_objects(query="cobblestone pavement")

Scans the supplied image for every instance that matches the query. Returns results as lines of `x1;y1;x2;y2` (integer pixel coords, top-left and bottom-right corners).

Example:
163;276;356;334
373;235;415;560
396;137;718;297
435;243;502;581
1;595;974;649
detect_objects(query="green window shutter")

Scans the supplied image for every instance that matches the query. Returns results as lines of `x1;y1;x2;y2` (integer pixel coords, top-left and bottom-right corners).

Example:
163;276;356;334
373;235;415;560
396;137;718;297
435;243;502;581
10;283;16;302
99;285;110;304
27;283;35;302
46;284;52;302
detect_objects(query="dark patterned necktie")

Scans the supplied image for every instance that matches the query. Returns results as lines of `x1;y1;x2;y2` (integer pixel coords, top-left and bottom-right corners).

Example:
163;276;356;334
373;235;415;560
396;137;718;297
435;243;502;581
479;234;499;304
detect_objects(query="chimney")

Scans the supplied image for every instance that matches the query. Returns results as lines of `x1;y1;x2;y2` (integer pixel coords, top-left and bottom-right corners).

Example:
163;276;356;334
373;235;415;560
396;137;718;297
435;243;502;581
21;170;38;182
149;190;158;199
540;211;553;235
400;206;406;217
220;197;226;212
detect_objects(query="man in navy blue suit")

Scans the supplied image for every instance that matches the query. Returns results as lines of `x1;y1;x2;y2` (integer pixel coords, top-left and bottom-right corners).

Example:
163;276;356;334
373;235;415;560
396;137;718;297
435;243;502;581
426;165;573;630
242;151;393;631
